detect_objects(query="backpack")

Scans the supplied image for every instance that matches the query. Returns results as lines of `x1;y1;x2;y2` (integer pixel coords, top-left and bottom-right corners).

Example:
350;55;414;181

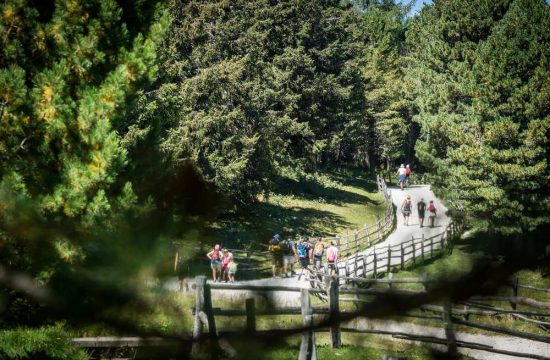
269;242;281;252
428;203;436;212
281;240;293;255
403;200;411;212
327;247;337;262
297;242;308;258
313;242;324;257
269;238;281;252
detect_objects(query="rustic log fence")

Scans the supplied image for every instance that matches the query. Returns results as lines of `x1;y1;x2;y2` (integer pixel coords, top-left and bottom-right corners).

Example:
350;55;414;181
206;175;395;275
190;276;550;360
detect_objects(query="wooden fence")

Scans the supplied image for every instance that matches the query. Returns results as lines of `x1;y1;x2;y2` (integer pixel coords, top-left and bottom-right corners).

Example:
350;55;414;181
221;175;395;274
334;221;460;283
191;276;550;360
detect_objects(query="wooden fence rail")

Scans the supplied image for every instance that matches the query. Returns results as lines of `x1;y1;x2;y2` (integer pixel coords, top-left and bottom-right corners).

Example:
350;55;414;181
191;276;550;360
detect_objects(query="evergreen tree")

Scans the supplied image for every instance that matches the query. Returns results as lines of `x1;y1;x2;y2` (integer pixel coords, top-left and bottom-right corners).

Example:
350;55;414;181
361;2;409;169
407;0;550;234
0;0;167;329
136;0;368;203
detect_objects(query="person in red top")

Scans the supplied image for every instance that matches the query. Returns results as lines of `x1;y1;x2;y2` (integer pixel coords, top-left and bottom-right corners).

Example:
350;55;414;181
405;164;411;187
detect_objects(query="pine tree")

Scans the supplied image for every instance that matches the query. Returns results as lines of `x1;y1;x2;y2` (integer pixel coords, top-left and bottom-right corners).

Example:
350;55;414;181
407;0;550;234
361;2;409;169
137;0;368;203
0;0;167;330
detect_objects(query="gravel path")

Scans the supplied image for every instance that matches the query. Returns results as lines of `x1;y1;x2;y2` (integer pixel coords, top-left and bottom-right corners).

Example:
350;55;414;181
166;183;549;359
376;184;450;248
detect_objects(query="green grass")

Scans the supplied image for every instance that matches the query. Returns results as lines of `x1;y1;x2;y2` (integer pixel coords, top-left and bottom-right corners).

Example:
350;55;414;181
229;333;474;360
202;167;386;251
372;231;550;337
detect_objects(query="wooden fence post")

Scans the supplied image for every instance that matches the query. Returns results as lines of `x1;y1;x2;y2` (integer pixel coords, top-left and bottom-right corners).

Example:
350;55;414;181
354;231;359;250
193;276;206;340
511;277;519;310
373;251;378;278
203;278;217;338
430;237;434;258
412;238;416;265
364;224;369;246
363;255;367;278
299;289;317;360
400;243;405;270
326;277;341;348
443;299;457;355
421;234;425;262
246;298;256;334
386;245;391;274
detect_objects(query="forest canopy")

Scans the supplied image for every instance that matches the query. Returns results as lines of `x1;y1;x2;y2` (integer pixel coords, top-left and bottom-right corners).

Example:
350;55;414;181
0;0;548;358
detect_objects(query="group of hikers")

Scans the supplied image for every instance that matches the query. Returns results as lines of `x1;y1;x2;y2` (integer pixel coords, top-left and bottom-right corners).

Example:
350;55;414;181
206;244;238;283
173;163;434;289
396;163;412;190
395;163;438;227
267;234;339;280
400;195;437;227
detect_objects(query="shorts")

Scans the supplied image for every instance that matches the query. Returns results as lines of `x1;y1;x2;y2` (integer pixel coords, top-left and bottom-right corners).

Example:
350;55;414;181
210;261;221;270
428;212;436;218
271;253;283;266
402;210;411;216
299;257;309;268
399;174;406;182
418;212;425;219
283;255;296;266
314;256;322;269
327;262;336;272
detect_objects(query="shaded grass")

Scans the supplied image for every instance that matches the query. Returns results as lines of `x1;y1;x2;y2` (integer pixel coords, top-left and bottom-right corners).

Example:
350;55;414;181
204;167;386;251
372;232;550;337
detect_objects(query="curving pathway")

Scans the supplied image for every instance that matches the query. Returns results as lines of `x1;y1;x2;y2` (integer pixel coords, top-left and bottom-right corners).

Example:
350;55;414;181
165;181;549;359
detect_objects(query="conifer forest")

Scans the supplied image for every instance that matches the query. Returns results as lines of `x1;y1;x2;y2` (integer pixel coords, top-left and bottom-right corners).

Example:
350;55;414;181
0;0;549;359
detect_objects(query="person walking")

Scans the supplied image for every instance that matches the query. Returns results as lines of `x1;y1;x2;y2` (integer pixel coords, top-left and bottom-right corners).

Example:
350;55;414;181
174;249;189;292
313;237;325;271
401;195;413;226
417;198;426;228
206;244;223;282
280;236;297;277
427;200;437;227
396;164;407;190
326;241;339;276
296;237;312;280
405;164;411;187
268;234;283;277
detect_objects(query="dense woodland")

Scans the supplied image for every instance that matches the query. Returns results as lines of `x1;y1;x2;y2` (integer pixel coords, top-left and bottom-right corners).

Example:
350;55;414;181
0;0;549;358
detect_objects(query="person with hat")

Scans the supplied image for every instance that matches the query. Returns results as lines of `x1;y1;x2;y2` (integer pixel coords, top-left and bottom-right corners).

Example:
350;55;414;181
396;164;407;190
268;233;283;277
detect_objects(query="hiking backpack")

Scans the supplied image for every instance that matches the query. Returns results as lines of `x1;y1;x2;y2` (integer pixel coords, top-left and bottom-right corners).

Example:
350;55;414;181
428;203;436;212
327;247;337;262
313;242;324;257
297;242;308;258
281;240;293;255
